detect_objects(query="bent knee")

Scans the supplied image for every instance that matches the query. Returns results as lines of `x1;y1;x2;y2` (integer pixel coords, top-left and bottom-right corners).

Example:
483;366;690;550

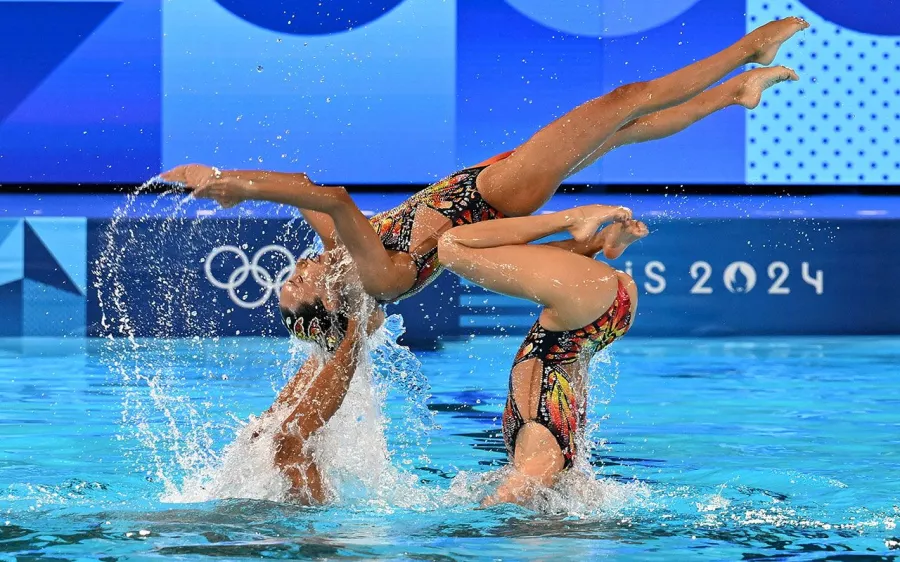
607;81;652;116
610;81;650;101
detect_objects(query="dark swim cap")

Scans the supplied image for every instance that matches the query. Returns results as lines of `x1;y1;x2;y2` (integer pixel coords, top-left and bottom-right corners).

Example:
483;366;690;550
280;297;349;352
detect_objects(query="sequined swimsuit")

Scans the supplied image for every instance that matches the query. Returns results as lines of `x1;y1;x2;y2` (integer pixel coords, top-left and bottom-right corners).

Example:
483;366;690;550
282;154;511;341
502;279;634;468
368;159;507;302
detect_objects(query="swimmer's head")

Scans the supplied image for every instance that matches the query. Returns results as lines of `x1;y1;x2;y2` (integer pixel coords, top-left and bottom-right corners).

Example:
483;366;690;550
279;256;348;351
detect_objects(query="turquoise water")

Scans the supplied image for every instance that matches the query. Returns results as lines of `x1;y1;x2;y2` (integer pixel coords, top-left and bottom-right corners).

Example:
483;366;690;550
0;334;898;560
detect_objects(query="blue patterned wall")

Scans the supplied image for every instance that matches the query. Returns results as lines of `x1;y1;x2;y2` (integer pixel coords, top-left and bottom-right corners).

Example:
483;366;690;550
0;219;87;336
0;0;160;183
0;0;897;185
747;0;900;185
0;201;898;341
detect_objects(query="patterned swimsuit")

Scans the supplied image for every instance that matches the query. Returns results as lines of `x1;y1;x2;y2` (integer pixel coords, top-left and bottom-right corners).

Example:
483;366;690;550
368;157;509;302
502;279;634;468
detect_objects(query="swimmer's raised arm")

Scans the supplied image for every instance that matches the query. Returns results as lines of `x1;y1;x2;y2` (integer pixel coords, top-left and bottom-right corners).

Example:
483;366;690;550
269;306;384;416
270;306;384;502
271;314;364;502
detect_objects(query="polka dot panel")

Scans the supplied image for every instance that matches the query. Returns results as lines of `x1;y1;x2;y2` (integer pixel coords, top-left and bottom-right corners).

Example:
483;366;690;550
746;0;900;184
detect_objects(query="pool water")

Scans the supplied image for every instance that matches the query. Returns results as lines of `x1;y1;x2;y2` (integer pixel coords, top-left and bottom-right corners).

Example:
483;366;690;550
0;332;898;560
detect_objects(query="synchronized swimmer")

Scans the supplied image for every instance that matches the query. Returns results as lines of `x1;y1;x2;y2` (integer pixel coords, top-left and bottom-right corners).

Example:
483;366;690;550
162;17;807;505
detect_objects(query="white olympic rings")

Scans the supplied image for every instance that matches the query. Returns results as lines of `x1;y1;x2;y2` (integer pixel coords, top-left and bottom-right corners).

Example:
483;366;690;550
204;245;296;309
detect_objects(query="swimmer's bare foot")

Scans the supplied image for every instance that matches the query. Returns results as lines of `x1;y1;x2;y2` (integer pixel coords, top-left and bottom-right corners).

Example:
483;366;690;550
735;66;799;110
602;219;649;260
747;17;809;66
567;204;632;243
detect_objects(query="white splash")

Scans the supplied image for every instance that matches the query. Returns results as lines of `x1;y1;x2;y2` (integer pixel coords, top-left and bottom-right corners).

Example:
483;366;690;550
162;316;434;508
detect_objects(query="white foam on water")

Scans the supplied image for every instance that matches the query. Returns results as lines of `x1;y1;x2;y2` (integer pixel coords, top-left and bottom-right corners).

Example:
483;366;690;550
442;465;649;517
161;315;435;508
98;215;435;507
95;189;642;516
440;348;648;517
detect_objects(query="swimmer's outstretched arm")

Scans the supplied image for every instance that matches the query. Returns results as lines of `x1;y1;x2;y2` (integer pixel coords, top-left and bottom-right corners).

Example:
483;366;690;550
569;65;799;176
161;166;339;249
162;165;413;299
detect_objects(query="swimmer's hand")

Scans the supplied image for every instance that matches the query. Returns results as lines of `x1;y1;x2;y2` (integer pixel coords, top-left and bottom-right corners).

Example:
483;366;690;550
192;180;251;209
160;164;218;188
161;164;249;209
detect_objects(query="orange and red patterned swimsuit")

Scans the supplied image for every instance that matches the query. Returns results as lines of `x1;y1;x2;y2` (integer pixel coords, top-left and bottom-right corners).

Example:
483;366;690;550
502;279;634;468
368;158;508;302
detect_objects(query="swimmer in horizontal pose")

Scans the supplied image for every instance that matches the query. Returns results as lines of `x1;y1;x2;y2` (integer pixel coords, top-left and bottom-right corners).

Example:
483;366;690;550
437;205;648;506
162;17;805;501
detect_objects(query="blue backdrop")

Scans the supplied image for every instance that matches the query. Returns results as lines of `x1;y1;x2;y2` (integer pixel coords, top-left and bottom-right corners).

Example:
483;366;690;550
2;193;898;344
0;0;898;185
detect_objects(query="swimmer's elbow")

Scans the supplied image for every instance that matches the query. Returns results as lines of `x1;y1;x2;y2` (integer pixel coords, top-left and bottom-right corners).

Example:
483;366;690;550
326;185;352;210
279;411;327;444
274;429;309;467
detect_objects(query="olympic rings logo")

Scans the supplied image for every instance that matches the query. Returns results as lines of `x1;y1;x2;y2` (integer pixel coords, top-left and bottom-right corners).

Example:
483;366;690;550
204;245;296;309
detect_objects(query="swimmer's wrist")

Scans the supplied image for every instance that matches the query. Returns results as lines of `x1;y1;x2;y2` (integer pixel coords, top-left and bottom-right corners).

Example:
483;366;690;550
218;171;263;200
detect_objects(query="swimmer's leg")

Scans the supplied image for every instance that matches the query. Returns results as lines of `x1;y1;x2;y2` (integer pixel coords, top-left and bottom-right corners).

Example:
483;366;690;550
596;219;651;260
437;206;632;329
478;17;808;216
482;423;566;507
568;65;799;176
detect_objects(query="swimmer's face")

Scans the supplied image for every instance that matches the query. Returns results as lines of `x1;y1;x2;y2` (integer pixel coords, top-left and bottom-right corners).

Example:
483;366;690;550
279;257;345;350
279;257;332;309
